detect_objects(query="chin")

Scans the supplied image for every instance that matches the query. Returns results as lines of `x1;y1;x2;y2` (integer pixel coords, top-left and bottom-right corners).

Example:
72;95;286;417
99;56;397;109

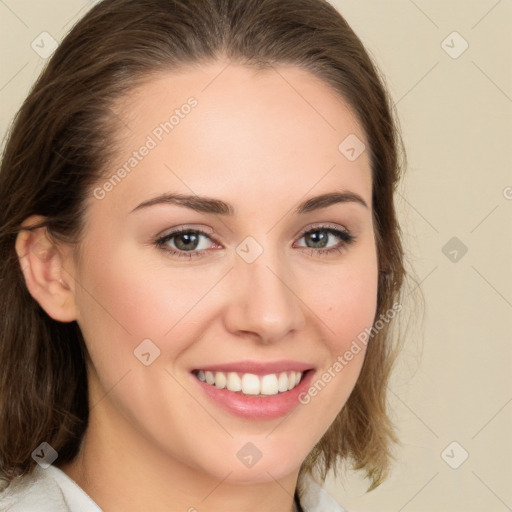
194;440;307;484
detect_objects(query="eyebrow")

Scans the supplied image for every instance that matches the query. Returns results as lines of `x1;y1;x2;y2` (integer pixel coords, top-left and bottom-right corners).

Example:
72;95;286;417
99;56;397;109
130;190;368;216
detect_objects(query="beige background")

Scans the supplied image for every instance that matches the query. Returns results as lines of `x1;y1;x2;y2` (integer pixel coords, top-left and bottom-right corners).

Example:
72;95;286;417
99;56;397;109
1;1;511;511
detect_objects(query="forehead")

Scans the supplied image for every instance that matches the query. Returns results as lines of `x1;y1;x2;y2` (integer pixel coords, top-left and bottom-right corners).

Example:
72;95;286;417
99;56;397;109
95;61;372;217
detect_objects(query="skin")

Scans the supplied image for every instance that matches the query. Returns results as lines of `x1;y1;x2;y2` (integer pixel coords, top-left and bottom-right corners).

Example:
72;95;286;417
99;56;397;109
16;60;378;512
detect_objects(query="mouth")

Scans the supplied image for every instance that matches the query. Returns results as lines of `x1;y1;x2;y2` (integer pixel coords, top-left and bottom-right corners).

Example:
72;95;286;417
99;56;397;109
192;369;306;396
190;361;315;419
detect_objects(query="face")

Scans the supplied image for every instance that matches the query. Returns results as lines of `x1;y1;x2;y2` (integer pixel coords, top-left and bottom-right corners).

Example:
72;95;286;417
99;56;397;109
68;61;378;483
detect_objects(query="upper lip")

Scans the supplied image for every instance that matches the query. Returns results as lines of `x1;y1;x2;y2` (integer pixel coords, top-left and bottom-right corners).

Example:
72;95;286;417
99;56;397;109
192;360;314;375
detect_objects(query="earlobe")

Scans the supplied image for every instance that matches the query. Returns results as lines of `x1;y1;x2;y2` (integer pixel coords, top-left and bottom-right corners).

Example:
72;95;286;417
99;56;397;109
15;216;78;322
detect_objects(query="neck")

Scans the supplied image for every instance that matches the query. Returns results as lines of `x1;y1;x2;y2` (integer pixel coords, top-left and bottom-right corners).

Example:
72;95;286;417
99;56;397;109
60;400;300;512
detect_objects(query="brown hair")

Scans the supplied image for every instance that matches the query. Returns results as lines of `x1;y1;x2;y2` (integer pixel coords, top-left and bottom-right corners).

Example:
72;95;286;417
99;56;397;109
0;0;406;492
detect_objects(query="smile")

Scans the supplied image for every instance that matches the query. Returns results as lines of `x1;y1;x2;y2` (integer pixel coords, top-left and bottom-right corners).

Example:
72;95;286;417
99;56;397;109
194;370;304;396
190;361;315;419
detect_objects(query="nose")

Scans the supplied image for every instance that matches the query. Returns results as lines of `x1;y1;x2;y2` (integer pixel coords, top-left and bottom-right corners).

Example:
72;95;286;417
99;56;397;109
222;247;306;344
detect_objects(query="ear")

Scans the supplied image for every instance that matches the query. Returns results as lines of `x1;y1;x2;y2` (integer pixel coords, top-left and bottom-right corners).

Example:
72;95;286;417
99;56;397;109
15;215;78;322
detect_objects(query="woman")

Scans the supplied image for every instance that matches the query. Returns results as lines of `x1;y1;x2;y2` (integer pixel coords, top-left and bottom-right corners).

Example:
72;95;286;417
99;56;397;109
0;0;406;510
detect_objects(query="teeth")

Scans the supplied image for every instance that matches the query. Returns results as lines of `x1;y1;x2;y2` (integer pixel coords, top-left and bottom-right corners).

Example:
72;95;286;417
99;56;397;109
288;372;296;390
196;370;304;395
278;372;289;392
288;371;302;390
260;374;279;395
214;372;226;389
227;372;242;392
242;373;260;395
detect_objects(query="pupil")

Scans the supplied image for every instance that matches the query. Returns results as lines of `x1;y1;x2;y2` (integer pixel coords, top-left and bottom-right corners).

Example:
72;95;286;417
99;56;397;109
307;231;327;248
177;232;198;250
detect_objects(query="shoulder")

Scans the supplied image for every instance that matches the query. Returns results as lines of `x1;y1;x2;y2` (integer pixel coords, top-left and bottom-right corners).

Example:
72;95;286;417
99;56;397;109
0;465;101;512
299;472;356;512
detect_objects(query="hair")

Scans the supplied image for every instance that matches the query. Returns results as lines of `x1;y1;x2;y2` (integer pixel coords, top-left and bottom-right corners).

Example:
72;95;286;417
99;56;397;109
0;0;406;493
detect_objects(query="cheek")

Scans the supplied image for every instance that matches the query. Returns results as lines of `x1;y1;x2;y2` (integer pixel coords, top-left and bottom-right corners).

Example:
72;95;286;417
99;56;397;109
316;239;379;354
301;241;378;413
74;237;217;345
328;266;378;349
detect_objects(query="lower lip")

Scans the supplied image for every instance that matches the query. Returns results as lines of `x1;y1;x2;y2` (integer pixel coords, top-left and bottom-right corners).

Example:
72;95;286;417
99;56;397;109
192;370;315;420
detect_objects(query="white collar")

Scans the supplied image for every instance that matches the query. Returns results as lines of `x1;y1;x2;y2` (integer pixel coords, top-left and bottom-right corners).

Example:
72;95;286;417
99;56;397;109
298;472;348;512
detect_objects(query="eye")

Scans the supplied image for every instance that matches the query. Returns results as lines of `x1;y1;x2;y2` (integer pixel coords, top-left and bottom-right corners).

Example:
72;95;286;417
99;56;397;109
294;224;355;256
154;224;355;259
155;227;218;259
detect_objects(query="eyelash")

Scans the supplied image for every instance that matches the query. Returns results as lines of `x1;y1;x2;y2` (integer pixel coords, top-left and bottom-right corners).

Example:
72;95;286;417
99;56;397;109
154;224;356;260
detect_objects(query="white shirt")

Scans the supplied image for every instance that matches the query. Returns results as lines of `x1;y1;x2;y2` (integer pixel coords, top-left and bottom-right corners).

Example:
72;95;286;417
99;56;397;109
0;465;350;512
